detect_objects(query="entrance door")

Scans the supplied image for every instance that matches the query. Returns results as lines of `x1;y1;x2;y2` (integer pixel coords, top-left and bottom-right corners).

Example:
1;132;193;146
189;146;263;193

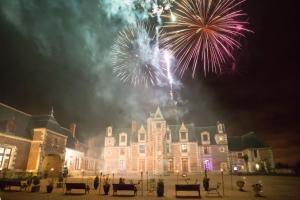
168;160;173;172
139;159;145;172
182;158;188;172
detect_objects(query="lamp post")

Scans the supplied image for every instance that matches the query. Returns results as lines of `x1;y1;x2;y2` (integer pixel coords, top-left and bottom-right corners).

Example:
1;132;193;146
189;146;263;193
99;171;102;194
176;170;179;184
140;170;143;196
81;169;84;182
146;171;148;191
221;168;224;197
112;171;115;184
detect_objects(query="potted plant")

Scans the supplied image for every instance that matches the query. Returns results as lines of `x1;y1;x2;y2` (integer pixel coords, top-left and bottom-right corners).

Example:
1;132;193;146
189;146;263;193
252;183;263;197
203;177;210;191
157;179;164;197
103;177;110;195
236;180;245;191
31;176;40;192
46;180;54;193
94;176;100;190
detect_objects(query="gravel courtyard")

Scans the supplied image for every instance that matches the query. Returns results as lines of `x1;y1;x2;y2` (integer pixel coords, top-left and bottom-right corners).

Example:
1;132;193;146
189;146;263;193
1;174;300;200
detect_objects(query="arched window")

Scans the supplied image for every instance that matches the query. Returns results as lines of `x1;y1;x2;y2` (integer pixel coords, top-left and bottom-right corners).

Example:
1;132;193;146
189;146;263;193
201;132;210;144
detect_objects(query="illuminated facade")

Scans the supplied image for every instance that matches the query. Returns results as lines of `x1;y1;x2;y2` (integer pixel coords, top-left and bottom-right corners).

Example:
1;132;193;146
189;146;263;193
103;107;275;174
103;107;230;174
0;102;101;175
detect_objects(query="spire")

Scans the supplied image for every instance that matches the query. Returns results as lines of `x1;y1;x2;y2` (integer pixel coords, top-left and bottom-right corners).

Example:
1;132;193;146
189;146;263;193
139;125;146;133
50;106;54;117
179;122;187;132
154;106;164;119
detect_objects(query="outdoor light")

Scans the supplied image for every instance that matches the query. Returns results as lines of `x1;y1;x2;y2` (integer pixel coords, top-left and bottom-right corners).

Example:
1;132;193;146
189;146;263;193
220;168;224;172
233;166;238;171
50;168;54;171
255;163;260;170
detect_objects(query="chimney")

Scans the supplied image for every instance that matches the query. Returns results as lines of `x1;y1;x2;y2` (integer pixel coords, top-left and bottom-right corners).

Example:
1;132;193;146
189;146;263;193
70;123;76;138
132;120;137;133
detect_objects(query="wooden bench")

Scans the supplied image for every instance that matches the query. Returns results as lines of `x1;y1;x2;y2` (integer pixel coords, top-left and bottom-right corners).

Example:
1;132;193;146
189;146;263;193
65;183;89;194
112;184;137;196
206;182;221;197
175;184;201;198
0;179;26;191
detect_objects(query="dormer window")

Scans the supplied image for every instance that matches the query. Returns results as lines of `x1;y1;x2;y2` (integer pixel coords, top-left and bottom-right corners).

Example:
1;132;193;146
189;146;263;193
180;132;187;140
139;133;145;142
121;135;126;143
201;132;210;144
119;133;127;146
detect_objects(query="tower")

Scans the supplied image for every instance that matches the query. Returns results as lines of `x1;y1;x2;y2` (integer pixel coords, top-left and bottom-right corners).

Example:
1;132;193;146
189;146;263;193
147;107;167;175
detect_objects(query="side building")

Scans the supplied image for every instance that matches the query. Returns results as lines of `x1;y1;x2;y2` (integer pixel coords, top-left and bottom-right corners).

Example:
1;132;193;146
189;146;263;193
0;102;101;176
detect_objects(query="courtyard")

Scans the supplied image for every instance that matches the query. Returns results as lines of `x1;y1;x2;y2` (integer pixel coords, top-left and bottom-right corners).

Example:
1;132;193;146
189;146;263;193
1;174;300;200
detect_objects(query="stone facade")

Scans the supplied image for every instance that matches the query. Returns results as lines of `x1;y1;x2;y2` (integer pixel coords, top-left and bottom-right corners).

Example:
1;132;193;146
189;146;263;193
0;102;101;175
103;107;230;175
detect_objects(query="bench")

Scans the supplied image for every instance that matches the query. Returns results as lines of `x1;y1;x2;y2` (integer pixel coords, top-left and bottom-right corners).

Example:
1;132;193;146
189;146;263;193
175;184;201;198
206;182;221;197
0;179;27;191
65;183;89;194
112;184;137;196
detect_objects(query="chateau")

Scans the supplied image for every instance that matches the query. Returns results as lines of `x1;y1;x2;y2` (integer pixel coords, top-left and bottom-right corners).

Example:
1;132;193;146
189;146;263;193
103;107;275;174
0;102;274;175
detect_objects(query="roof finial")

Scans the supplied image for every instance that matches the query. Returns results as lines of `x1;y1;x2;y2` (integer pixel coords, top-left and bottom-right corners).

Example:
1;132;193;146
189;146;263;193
50;106;54;117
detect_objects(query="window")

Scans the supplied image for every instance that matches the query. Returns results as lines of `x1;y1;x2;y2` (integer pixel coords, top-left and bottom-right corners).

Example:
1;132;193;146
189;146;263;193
166;143;170;153
156;123;161;129
140;133;145;141
75;157;80;170
254;149;258;158
121;135;126;143
166;133;170;140
180;132;187;140
219;147;225;152
139;145;145;153
119;160;125;170
181;144;188;153
237;152;243;158
120;148;125;155
0;146;12;169
204;146;209;154
203;134;208;141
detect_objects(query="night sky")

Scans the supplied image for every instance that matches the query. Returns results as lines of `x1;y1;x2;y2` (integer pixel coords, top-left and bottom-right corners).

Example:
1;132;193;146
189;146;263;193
0;0;299;165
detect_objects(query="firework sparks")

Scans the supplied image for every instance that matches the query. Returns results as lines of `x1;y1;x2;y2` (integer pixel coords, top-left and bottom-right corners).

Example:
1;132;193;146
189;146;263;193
111;22;165;87
161;0;250;77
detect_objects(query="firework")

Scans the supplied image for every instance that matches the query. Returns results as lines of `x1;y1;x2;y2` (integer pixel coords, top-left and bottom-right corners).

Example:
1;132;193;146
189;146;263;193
161;0;250;77
111;22;165;87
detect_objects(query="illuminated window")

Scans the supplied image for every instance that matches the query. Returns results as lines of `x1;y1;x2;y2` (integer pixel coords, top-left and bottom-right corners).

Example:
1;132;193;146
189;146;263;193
181;144;188;153
0;146;12;169
139;145;145;153
180;132;187;140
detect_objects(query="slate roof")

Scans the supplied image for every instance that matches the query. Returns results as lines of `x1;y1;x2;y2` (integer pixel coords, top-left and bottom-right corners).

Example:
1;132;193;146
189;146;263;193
228;132;269;151
168;124;218;144
0;102;75;148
